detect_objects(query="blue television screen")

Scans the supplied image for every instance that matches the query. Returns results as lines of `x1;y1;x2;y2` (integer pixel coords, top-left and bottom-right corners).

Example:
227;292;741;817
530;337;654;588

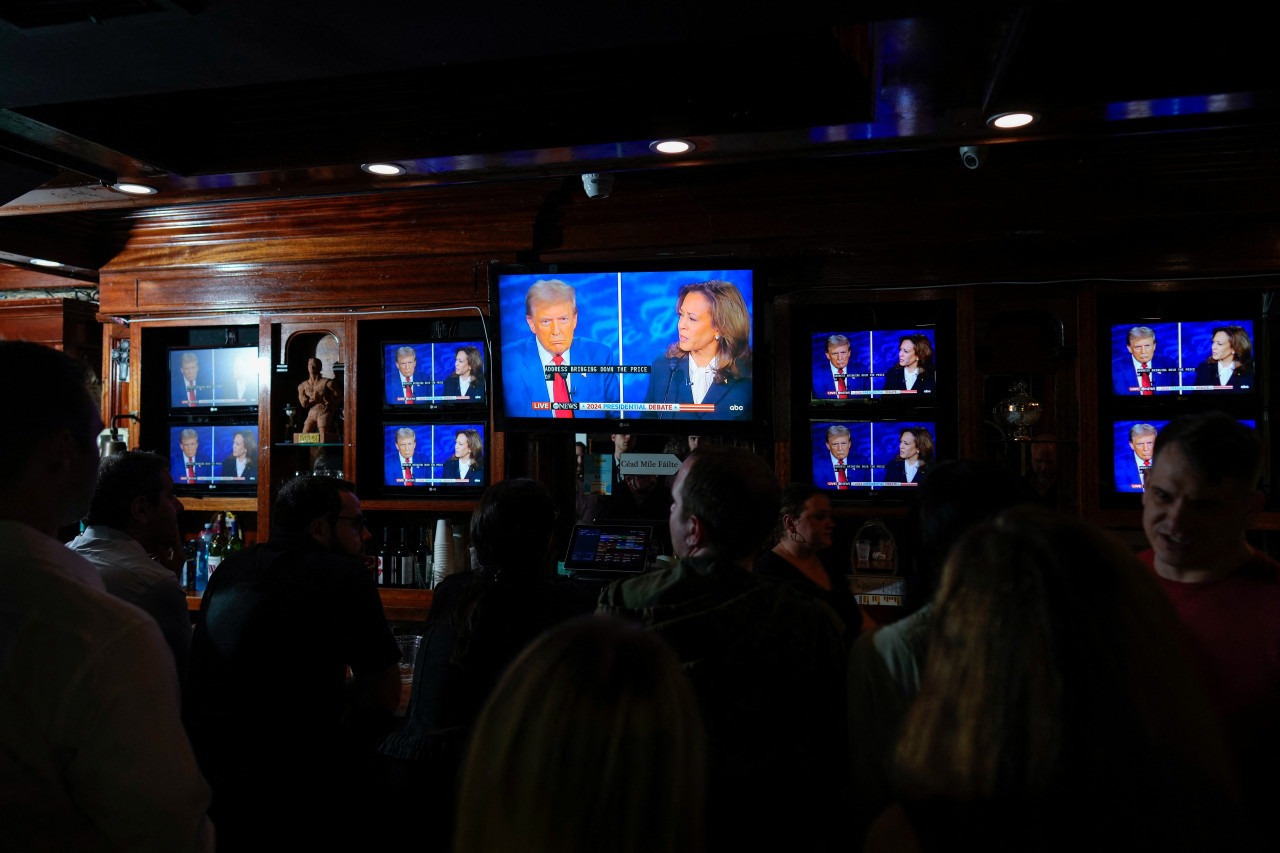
170;424;259;488
494;269;754;424
383;423;486;489
168;346;259;410
1110;321;1256;395
809;420;939;491
1110;418;1257;493
383;341;487;407
810;330;937;401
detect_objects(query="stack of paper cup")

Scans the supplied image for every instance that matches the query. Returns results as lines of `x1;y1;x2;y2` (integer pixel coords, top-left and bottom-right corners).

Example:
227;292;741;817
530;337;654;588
432;518;451;587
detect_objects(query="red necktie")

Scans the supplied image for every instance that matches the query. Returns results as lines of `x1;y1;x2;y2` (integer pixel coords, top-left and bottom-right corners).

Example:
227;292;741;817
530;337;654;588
552;355;572;418
186;459;195;481
1139;365;1152;395
403;460;413;485
187;382;196;404
404;380;413;403
836;464;848;490
836;374;847;399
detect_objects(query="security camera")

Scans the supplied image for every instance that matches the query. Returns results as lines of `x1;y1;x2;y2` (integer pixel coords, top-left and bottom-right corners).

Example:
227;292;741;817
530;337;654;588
582;173;614;199
959;145;987;170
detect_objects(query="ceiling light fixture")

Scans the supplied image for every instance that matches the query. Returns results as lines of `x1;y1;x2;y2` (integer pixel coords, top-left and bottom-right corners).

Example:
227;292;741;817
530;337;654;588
649;139;694;155
29;258;62;267
987;111;1039;130
112;182;159;195
361;162;408;176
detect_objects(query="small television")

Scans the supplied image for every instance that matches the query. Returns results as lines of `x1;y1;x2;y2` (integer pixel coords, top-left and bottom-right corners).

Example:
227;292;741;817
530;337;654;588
170;424;259;492
492;266;757;432
382;422;487;493
1109;417;1257;493
810;329;937;401
382;340;487;408
809;419;939;491
1109;321;1257;396
167;346;259;412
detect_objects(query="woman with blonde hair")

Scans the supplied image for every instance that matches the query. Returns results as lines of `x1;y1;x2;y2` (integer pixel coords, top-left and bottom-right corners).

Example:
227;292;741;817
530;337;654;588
868;507;1240;851
642;279;752;420
455;616;707;853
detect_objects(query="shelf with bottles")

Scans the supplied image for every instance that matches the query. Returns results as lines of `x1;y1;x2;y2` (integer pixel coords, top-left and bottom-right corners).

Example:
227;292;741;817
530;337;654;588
179;496;259;513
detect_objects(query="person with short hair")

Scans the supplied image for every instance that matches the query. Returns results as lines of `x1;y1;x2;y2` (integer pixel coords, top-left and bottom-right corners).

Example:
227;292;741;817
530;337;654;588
599;445;846;852
442;345;485;401
813;333;866;399
1111;325;1180;394
185;475;399;849
1192;325;1254;392
1140;411;1280;841
502;279;619;418
455;616;707;853
388;345;421;404
67;450;192;677
883;334;935;393
0;341;213;852
174;349;207;406
1124;422;1158;491
385;426;426;486
814;423;863;489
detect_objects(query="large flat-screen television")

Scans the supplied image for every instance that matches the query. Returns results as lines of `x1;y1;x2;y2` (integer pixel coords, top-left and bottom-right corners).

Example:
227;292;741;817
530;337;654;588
492;266;757;432
809;419;939;491
382;340;487;408
810;329;937;401
169;424;259;493
1109;321;1257;396
382;422;487;493
167;345;259;412
1109;417;1257;493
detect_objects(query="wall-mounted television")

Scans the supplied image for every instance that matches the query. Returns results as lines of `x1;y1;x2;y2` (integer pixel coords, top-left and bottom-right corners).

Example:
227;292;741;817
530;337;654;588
169;424;259;492
1108;417;1258;493
809;419;939;491
810;329;937;401
382;340;487;408
167;345;259;412
492;266;757;432
1109;321;1257;396
382;422;487;493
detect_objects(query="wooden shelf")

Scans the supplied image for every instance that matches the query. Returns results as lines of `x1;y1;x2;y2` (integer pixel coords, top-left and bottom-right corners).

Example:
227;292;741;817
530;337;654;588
360;499;478;512
178;496;258;512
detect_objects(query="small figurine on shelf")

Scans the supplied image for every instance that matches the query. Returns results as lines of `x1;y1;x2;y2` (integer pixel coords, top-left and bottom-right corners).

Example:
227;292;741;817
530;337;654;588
297;357;340;441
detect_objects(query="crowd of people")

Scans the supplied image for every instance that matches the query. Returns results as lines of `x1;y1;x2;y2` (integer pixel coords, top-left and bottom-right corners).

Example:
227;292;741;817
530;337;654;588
3;339;1277;851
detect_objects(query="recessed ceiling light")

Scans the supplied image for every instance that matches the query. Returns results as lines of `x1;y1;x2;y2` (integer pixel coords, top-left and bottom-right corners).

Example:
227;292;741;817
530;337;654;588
29;258;62;267
361;162;408;176
987;111;1038;130
650;139;695;155
112;182;159;195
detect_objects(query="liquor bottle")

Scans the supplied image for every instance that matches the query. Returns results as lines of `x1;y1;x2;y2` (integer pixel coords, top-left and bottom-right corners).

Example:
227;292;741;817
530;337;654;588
225;511;244;555
182;536;198;592
196;523;214;592
376;527;394;587
207;513;226;577
417;525;432;589
398;527;418;589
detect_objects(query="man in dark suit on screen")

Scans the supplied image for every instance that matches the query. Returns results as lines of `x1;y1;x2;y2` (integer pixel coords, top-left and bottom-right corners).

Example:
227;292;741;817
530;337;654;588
812;334;867;399
501;279;617;419
1111;326;1182;395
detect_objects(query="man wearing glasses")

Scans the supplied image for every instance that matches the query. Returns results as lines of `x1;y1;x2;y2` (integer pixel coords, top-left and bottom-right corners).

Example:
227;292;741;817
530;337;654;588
185;476;400;849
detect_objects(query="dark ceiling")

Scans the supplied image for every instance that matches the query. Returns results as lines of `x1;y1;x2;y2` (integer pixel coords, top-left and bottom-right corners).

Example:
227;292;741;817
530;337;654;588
1;2;1277;276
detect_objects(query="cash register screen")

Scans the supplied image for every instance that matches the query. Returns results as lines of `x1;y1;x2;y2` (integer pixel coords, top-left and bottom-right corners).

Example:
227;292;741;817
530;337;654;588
563;524;653;574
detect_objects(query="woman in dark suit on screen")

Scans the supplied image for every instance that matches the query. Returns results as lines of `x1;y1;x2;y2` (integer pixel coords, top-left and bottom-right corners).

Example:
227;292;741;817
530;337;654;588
442;429;484;483
641;279;752;420
1192;326;1254;392
219;430;258;481
883;334;935;393
442;346;485;401
883;427;933;484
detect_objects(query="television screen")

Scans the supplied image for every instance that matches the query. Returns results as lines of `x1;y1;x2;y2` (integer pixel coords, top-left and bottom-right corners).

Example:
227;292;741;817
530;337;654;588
168;346;259;410
1110;321;1256;395
383;422;487;489
1110;418;1257;492
494;268;755;426
383;340;487;407
810;330;936;400
170;424;259;488
810;420;939;490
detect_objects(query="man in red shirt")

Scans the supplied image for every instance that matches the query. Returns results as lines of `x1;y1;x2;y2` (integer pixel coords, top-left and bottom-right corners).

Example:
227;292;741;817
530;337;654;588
1141;411;1279;840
